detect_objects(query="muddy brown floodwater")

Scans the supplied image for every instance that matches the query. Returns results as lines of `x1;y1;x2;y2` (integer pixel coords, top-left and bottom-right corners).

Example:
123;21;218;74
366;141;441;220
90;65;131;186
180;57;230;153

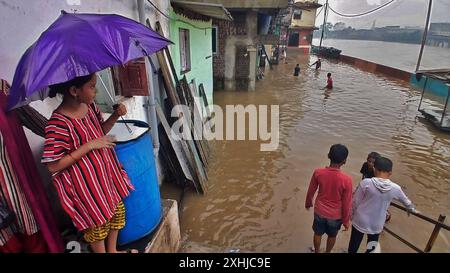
164;49;450;253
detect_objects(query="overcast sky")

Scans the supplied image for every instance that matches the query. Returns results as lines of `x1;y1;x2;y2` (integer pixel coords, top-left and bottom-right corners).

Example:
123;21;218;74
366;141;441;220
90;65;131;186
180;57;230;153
315;0;450;29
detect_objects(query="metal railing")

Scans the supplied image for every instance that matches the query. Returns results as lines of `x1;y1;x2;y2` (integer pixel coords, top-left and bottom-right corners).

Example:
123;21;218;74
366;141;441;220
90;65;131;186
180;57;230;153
383;202;449;253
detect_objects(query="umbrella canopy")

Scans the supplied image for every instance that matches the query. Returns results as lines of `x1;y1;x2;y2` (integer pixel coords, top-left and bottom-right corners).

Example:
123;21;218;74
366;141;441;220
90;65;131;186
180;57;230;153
7;11;172;110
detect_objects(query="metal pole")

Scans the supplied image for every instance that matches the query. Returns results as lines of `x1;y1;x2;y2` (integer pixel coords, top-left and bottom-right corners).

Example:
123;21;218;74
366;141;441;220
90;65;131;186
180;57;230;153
440;84;450;126
138;0;160;152
418;77;428;111
319;0;328;49
415;0;433;72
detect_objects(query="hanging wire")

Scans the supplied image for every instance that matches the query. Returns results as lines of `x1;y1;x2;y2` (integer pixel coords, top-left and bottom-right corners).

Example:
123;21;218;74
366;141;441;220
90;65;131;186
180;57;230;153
316;6;324;18
328;0;396;18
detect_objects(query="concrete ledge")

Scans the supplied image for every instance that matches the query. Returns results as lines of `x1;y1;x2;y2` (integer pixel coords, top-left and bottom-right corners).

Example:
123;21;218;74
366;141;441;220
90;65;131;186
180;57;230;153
145;199;181;253
339;54;412;82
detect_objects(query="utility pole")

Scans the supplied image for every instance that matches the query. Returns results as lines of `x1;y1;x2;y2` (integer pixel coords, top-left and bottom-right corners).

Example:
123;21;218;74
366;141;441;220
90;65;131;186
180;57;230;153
319;0;328;49
416;0;433;72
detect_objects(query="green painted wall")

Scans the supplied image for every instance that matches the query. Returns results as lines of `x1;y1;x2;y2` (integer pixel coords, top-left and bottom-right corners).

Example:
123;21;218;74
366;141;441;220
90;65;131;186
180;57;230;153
169;10;214;107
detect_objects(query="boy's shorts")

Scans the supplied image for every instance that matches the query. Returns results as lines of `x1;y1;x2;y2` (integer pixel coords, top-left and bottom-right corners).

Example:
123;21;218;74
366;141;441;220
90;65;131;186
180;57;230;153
312;213;342;237
83;201;126;243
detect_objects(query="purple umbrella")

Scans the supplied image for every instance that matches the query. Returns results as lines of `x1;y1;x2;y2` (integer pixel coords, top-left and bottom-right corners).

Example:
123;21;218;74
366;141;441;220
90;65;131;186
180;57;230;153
7;11;172;110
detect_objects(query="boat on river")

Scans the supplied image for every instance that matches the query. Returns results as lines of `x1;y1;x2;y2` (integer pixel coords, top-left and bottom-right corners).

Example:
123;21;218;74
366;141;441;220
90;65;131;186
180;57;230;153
311;45;342;58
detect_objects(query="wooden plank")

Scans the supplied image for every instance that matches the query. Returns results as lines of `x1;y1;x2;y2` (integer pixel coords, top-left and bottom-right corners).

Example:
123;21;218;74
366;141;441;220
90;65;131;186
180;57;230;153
158;123;186;188
157;104;203;193
153;20;205;162
186;129;208;184
177;80;208;181
150;20;208;193
190;79;210;157
198;84;212;121
146;20;181;107
154;21;189;106
154;20;209;172
424;215;446;252
180;76;195;115
180;77;209;168
158;120;189;183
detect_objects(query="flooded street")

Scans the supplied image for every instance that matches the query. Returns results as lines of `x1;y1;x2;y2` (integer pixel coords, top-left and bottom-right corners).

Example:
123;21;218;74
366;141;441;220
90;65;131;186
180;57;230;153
174;50;450;253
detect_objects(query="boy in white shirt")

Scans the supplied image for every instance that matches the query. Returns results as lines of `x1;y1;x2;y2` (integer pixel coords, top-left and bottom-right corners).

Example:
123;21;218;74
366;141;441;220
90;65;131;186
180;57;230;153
348;157;417;253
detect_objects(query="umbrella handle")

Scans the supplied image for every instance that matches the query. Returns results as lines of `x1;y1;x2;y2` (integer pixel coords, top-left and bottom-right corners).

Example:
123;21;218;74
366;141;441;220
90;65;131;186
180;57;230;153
97;74;133;134
97;73;115;104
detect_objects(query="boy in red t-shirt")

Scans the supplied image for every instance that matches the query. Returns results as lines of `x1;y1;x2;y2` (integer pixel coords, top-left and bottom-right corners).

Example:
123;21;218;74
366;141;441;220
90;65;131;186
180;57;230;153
305;144;353;253
326;73;333;89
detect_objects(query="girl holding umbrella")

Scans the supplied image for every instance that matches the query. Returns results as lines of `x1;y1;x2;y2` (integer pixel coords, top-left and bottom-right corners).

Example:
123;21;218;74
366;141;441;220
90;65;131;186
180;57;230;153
42;74;137;253
7;12;172;253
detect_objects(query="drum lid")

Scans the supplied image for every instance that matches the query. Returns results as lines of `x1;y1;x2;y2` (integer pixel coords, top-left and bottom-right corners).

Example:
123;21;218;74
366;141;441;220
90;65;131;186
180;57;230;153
109;120;150;143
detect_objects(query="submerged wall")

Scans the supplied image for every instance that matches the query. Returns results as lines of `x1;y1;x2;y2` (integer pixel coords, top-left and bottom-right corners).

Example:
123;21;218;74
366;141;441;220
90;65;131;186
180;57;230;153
339;54;412;82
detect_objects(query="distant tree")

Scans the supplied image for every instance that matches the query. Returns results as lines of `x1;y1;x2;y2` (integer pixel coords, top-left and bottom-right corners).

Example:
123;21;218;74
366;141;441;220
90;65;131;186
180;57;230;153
323;22;333;37
334;22;346;31
326;22;333;31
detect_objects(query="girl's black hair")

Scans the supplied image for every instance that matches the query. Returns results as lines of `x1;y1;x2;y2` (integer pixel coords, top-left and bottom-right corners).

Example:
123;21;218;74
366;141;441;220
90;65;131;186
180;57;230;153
48;73;95;98
368;152;381;160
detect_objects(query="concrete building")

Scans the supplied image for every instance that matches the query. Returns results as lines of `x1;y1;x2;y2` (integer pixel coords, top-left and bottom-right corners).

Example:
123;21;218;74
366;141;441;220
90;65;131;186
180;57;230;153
169;1;232;106
288;0;322;53
181;0;289;91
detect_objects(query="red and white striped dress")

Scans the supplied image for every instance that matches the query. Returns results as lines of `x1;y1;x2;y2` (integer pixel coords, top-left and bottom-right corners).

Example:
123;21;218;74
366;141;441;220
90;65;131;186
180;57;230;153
42;103;133;231
0;132;39;246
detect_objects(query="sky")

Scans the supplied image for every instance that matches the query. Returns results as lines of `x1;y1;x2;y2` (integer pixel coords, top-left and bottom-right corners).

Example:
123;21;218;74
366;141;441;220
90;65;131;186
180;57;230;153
315;0;450;29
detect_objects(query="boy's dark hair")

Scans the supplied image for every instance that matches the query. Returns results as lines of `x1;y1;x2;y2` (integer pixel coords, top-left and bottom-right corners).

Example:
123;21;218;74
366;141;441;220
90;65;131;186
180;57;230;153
328;144;348;164
327;72;331;77
374;157;393;172
296;64;299;66
368;152;381;160
49;73;95;98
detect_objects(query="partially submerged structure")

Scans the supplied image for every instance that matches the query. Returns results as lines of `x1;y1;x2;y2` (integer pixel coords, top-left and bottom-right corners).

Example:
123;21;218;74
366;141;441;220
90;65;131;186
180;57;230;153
413;69;450;131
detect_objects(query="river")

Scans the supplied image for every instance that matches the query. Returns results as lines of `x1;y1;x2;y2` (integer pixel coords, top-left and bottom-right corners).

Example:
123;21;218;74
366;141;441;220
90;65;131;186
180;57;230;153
313;38;450;72
162;46;450;253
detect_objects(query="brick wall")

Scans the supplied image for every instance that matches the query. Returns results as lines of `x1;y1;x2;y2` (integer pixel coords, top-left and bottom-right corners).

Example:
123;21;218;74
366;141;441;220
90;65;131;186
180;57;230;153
234;45;250;90
213;12;248;89
213;19;228;78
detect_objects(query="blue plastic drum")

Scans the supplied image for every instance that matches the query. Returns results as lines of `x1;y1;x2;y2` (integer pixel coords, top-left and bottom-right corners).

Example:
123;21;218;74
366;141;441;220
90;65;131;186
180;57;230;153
112;120;162;245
